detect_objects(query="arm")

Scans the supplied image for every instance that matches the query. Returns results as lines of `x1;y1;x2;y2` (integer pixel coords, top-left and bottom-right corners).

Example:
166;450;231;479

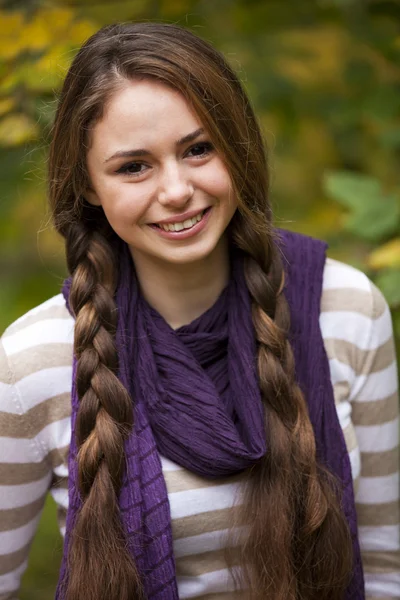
320;259;399;599
351;282;399;599
0;337;52;600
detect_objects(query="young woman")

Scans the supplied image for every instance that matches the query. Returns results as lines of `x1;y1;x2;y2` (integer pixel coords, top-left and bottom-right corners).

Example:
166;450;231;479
0;22;398;600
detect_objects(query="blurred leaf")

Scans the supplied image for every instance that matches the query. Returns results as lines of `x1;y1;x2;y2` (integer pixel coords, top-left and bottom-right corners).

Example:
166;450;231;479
0;10;24;59
374;268;400;308
323;171;400;242
379;128;400;149
0;97;14;116
367;238;400;269
0;113;39;146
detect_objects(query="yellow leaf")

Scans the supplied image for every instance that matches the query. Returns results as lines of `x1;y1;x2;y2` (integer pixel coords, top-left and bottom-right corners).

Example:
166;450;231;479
0;10;24;60
68;20;98;45
367;238;400;269
0;114;39;146
0;98;14;117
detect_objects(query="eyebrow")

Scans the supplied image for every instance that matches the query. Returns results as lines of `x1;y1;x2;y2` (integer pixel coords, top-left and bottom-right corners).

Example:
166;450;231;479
104;127;205;163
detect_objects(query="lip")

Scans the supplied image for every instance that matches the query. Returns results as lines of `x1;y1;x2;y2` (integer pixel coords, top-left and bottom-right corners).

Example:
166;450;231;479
148;207;212;240
151;207;209;226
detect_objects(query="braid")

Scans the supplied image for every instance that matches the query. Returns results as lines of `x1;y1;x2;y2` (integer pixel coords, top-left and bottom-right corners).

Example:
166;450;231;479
62;222;144;600
225;227;352;600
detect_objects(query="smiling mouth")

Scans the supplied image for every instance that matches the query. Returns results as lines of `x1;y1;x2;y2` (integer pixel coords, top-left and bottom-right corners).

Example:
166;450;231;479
152;208;209;232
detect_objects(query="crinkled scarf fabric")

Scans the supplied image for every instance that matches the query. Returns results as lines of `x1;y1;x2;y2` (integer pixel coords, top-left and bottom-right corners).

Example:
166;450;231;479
56;229;364;599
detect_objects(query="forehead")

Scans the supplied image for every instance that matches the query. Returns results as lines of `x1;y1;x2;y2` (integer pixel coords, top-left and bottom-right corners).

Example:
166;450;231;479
90;79;203;152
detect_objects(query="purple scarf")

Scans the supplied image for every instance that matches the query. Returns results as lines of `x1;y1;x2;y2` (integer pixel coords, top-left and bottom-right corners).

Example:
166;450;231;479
56;229;364;599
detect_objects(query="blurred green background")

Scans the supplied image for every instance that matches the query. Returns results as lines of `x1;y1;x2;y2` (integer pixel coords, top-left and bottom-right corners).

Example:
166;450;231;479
0;0;399;598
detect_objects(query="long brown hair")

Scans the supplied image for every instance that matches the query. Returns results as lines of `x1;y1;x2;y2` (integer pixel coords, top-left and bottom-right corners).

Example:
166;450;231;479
49;22;353;600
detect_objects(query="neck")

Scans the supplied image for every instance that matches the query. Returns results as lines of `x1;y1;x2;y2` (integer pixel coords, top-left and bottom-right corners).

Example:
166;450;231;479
130;237;230;329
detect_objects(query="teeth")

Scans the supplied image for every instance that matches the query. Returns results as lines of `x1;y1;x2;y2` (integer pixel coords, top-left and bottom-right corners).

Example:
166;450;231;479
159;210;205;232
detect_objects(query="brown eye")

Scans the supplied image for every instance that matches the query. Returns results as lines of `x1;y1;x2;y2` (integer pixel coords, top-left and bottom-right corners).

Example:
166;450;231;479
186;142;214;158
116;162;147;176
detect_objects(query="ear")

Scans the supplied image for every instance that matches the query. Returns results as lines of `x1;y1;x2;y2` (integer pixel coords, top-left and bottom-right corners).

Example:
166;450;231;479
85;186;102;207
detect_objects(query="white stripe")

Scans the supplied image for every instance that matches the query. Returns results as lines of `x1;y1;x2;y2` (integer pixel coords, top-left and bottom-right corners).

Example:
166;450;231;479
322;259;371;291
0;416;71;463
15;366;73;410
2;319;74;356
330;359;399;403
37;416;72;454
358;525;400;551
348;445;361;482
0;558;28;594
319;308;392;350
160;454;185;471
0;473;51;509
351;361;398;402
328;358;356;389
178;567;241;599
355;417;399;453
53;462;68;479
356;473;399;504
169;483;240;520
50;486;69;510
364;571;400;597
2;294;67;335
335;397;352;430
0;380;21;414
0;513;42;554
173;526;246;558
0;365;72;415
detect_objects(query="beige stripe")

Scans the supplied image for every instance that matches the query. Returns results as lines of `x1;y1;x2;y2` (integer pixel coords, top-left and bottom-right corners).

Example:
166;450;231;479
356;501;399;527
49;445;69;470
332;380;351;405
4;302;70;337
0;495;46;532
0;545;28;576
0;393;71;438
5;342;73;383
324;338;395;375
0;339;12;385
0;457;49;486
361;447;400;477
342;422;358;454
192;592;244;600
364;598;400;600
362;549;400;573
352;393;399;427
176;546;241;578
0;446;67;485
165;469;246;495
172;506;244;540
320;288;386;318
57;506;67;531
53;476;68;490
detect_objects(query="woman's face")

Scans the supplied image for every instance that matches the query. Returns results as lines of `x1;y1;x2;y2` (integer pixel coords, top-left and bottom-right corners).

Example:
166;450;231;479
86;79;237;267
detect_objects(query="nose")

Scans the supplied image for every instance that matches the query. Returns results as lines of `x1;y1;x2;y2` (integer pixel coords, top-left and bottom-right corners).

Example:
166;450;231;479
158;161;194;207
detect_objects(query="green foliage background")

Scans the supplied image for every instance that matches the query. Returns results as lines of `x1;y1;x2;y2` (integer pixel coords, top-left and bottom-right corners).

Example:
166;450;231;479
0;1;399;598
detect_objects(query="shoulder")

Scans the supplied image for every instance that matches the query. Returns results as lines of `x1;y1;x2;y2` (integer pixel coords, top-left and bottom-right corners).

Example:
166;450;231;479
2;293;73;338
2;293;74;355
320;258;396;410
0;294;74;414
320;258;391;349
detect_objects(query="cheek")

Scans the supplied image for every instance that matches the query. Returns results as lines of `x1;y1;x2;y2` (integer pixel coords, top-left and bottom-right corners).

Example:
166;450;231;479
204;163;235;201
100;183;148;225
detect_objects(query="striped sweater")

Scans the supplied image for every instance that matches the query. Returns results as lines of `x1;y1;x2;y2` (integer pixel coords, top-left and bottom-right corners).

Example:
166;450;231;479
0;258;399;599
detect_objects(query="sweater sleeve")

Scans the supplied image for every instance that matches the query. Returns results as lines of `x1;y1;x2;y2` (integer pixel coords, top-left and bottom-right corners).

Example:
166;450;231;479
0;295;73;600
0;336;52;600
320;258;400;600
351;282;399;599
